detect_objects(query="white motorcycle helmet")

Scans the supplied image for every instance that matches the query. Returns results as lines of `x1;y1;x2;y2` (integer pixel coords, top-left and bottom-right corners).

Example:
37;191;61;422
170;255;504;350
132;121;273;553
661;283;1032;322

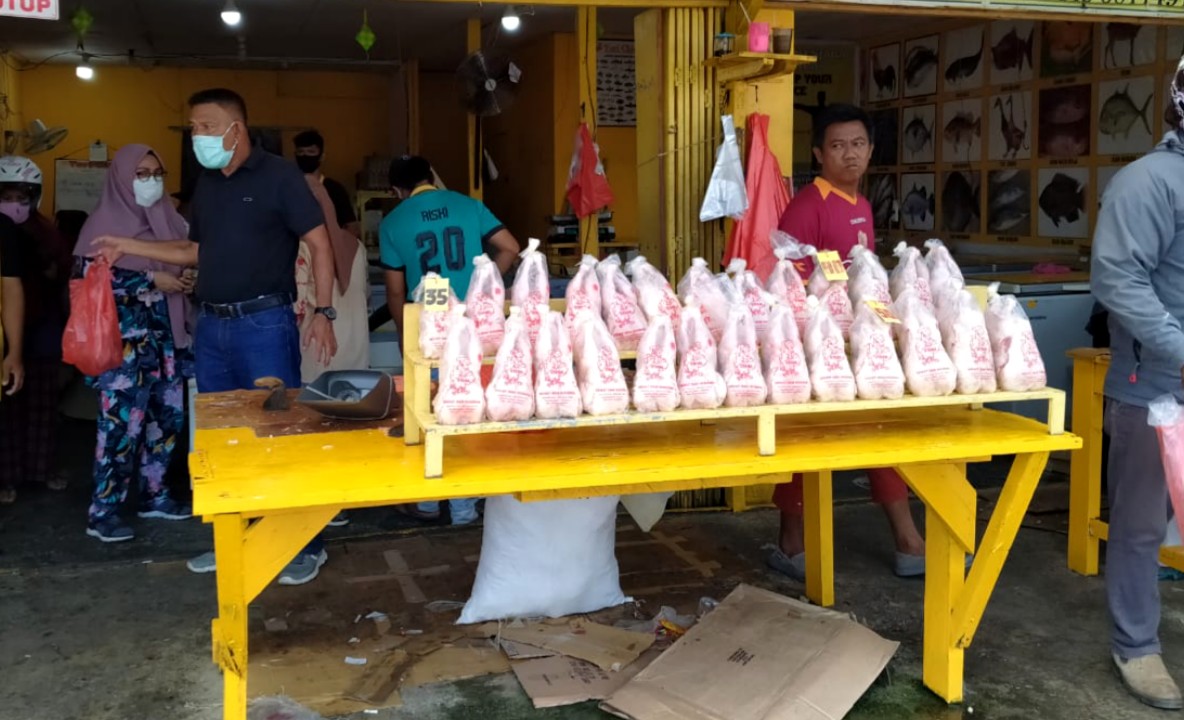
0;156;44;208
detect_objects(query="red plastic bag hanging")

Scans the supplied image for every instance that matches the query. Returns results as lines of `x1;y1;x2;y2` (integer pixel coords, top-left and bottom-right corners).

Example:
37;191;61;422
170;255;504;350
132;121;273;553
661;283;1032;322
722;113;791;284
62;259;123;377
566;123;615;218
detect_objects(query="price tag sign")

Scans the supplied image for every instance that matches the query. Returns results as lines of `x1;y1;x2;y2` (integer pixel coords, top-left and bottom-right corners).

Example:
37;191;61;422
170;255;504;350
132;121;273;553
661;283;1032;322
864;299;901;324
816;250;848;282
423;276;451;312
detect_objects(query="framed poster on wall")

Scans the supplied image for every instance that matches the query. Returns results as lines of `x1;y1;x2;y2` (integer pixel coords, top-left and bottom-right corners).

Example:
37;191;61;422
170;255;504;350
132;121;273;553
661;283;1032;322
597;41;636;128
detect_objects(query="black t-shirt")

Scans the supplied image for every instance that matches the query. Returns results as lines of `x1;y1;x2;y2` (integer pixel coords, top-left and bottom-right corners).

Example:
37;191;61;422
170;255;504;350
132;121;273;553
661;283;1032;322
0;215;25;279
190;146;324;304
322;177;357;228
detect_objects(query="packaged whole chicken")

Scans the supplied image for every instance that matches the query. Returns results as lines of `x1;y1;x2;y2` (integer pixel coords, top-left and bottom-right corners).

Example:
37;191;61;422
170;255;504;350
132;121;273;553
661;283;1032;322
889;241;933;307
626;255;682;326
924;238;966;306
564;255;601;331
727;257;772;339
802;296;856;402
466;254;507;355
765;245;810;336
572;311;630;415
895;289;957;397
984;282;1047;392
534;306;583;418
434;305;486;425
598;254;648;351
676;303;727;410
936;289;997;395
412;272;459;360
762;303;811;404
849;302;905;400
633;315;681;412
806;262;854;340
718;296;768;407
677;257;730;342
511;237;551;344
847;245;892;307
485;307;535;421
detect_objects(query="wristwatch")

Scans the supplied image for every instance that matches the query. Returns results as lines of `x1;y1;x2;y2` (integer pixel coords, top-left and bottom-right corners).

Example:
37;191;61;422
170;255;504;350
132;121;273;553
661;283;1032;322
313;306;337;321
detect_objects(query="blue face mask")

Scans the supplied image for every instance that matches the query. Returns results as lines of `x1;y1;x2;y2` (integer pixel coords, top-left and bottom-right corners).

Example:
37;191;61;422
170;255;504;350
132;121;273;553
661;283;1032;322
193;122;238;170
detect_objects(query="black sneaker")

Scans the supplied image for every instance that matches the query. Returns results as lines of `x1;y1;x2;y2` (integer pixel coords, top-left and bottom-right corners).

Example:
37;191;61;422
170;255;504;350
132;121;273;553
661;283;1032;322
86;516;135;543
137;497;193;520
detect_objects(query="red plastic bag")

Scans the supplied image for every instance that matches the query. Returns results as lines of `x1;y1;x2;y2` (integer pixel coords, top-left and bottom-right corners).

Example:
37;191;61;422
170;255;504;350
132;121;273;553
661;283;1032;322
566;123;614;218
722;114;791;284
62;260;123;377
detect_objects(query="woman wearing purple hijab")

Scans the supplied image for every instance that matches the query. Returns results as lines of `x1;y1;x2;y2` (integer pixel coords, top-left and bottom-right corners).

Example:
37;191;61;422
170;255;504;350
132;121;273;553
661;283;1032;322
74;144;194;543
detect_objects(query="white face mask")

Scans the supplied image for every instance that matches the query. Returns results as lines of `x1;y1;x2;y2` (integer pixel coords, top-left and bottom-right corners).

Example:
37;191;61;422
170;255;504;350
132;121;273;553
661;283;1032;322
133;177;164;207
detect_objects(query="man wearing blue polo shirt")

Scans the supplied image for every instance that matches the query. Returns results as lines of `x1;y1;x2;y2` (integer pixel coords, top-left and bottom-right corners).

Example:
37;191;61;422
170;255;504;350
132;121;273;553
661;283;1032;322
380;155;519;525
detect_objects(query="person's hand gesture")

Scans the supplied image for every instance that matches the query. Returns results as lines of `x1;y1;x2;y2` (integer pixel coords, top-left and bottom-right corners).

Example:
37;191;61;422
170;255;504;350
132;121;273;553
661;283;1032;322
2;354;24;396
304;314;338;366
151;271;193;295
93;236;129;265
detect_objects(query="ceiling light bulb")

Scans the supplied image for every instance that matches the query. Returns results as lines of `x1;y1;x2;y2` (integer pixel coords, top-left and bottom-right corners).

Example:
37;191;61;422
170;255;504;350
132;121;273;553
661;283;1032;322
501;7;520;32
75;60;94;80
221;0;242;26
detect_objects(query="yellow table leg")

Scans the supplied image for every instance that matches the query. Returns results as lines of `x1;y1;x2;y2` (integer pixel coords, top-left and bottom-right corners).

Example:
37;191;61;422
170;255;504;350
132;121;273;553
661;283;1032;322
1069;355;1104;575
802;470;834;608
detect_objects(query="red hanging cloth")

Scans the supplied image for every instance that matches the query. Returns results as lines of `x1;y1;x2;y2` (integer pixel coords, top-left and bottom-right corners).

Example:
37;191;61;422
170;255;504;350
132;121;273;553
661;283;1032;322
566;123;615;218
722;113;791;283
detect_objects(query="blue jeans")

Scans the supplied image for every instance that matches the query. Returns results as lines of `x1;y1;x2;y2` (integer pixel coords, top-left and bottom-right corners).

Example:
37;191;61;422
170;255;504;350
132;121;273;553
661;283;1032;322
195;306;323;557
418;498;479;524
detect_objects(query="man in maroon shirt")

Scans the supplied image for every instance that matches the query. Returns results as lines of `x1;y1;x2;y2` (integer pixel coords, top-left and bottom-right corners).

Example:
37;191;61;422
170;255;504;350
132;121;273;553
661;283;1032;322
768;104;928;581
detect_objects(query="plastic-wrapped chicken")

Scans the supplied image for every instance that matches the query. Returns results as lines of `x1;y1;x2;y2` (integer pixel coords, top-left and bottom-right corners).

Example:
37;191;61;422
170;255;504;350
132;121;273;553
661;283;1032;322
762;303;812;404
727;257;772;339
466;254;506;355
676;303;727;410
677;257;730;341
626;255;682;326
847;245;892;307
889;241;933;307
434;304;486;425
534;307;583;418
573;311;630;415
765;245;810;336
806;262;854;340
896;289;957;397
849;302;905;400
411;272;459;360
485;307;535;421
633;315;681;412
718;293;768;408
802;296;857;402
511;237;551;344
598;254;648;351
937;289;997;395
984;282;1047;392
564;255;601;331
924;239;965;307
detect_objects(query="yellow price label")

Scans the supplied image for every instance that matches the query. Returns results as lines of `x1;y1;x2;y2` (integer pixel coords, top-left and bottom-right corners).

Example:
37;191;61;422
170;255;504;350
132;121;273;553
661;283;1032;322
864;299;901;324
423;276;451;312
816;250;848;282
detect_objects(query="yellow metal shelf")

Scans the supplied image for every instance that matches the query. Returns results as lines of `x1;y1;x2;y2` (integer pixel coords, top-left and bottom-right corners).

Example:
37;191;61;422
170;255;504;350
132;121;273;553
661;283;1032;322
705;51;816;83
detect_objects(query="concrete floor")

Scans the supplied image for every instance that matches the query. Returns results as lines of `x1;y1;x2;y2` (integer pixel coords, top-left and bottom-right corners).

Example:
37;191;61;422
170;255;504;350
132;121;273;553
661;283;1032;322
0;419;1180;720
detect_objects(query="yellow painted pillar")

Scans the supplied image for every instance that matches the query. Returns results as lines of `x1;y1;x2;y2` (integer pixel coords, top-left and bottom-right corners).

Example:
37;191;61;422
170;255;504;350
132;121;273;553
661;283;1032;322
578;6;600;257
803;470;835;607
467;18;482;201
1068;350;1105;576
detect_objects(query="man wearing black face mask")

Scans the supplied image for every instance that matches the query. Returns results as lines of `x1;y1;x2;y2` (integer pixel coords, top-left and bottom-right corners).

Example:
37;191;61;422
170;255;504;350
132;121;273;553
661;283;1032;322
293;130;360;239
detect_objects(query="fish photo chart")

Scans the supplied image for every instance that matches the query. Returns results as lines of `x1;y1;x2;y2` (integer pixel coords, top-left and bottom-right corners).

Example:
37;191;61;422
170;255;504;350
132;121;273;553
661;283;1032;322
900;172;936;231
1041;22;1093;78
987;169;1031;236
1168;27;1184;63
869;44;901;102
942;170;982;233
902;104;936;164
1037;167;1089;239
1096;76;1156;158
867;173;899;230
1039;84;1091;159
1101;23;1157;70
904;36;940;98
943;26;986;93
869;108;900;168
989;91;1032;161
942;98;983;164
990;21;1035;86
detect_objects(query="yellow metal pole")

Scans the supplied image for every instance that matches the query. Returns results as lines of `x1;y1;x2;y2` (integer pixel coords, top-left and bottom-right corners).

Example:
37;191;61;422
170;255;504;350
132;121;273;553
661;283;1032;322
467;18;482;201
802;470;835;607
577;6;600;258
212;515;249;720
1068;350;1105;575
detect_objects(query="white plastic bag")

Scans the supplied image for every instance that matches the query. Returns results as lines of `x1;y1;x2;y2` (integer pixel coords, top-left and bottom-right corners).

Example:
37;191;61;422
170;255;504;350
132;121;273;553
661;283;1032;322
534;307;583;418
896;289;957;397
1149;394;1184;548
849;302;905;400
727;257;772;340
457;495;628;624
765;242;810;336
598;254;648;352
889;241;933;307
573;311;630;415
699;115;749;222
466;254;506;355
633;314;681;412
485;307;535;421
620;493;674;532
676;303;727;410
248;697;322;720
924;238;965;306
847;245;892;308
677;257;730;342
434;304;486;425
564;255;601;331
626;255;682;326
511;237;551;344
718;295;768;408
937;289;997;395
762;302;812;404
803;296;857;402
984;282;1047;392
411;272;459;360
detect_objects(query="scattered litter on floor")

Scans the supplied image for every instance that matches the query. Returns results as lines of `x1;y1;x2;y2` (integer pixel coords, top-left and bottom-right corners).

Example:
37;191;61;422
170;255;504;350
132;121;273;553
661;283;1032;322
615;606;695;637
497;638;556;660
247;695;322;720
478;617;655;671
264;618;289;633
344;656;368;665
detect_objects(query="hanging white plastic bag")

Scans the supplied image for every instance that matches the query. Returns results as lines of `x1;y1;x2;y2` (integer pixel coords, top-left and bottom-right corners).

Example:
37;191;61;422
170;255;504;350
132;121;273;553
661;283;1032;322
485;306;535;421
676;303;727;410
984;282;1047;392
803;296;856;402
511;237;551;344
718;287;767;408
1148;395;1184;549
434;304;486;425
727;257;772;340
573;311;630;415
626;255;682;326
699;115;748;222
534;306;583;418
762;302;812;404
890;241;933;307
896;289;957;397
633;314;681;412
677;257;730;342
565;255;601;331
937;288;997;395
598;254;648;351
466;254;506;355
849;302;905;400
620;493;674;533
411;272;459;360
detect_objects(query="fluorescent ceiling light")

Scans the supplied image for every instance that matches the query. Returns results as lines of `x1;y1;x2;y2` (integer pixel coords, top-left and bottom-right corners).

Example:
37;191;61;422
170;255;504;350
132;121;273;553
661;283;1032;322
501;7;520;32
75;58;94;80
221;0;242;26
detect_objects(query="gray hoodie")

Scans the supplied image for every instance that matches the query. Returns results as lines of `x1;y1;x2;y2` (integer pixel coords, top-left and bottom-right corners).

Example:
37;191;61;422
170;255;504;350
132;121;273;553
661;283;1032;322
1091;131;1184;407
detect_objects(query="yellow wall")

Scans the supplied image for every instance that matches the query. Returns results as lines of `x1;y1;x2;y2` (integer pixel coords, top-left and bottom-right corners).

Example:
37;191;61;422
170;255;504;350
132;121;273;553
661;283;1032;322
17;65;393;212
0;53;21;136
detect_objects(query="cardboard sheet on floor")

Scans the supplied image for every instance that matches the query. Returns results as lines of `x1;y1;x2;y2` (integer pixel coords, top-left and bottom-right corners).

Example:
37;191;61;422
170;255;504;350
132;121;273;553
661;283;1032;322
250;646;405;715
495;618;655;672
513;649;662;709
499;639;558;660
403;645;511;687
602;584;899;720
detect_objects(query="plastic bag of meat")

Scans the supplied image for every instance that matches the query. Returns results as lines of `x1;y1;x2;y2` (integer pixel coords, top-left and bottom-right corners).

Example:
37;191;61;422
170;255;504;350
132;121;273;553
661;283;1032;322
924;238;965;306
626;255;682;326
466;254;506;355
762;302;812;404
598;254;648;352
806;261;855;340
984;282;1047;392
936;289;997;395
718;296;768;407
765;245;810;336
564;255;601;332
411;271;459;360
727;257;772;340
896;289;957;397
1148;395;1184;554
633;315;681;412
849;302;905;400
676;303;727;410
802;296;856;402
677;257;730;341
511;237;551;344
573;311;630;415
534;307;583;418
889;241;933;307
434;304;486;425
847;245;892;307
485;307;535;422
